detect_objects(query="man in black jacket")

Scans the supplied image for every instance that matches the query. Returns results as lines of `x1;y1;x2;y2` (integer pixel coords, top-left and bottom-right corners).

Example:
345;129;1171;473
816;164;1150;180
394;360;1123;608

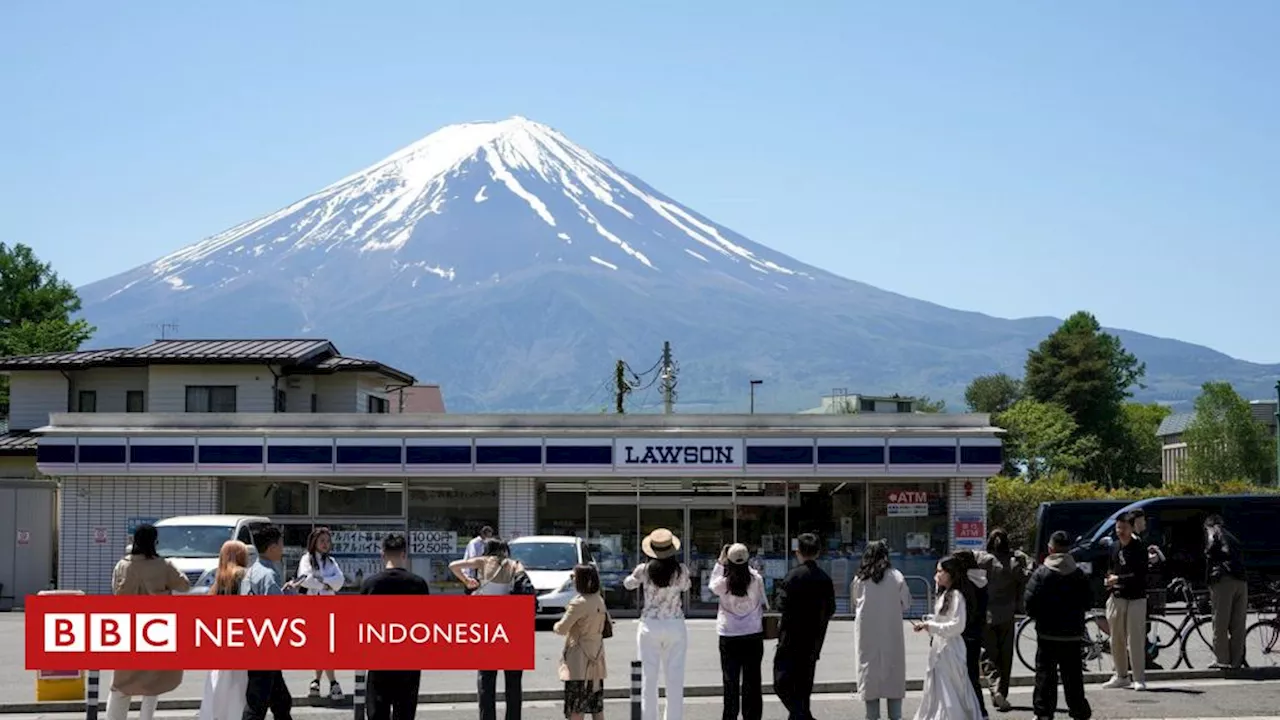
1025;531;1093;720
1205;514;1248;669
773;533;836;720
1103;511;1149;691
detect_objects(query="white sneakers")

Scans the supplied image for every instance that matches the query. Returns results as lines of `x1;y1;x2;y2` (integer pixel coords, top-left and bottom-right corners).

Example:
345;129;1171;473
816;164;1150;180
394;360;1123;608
1101;675;1147;691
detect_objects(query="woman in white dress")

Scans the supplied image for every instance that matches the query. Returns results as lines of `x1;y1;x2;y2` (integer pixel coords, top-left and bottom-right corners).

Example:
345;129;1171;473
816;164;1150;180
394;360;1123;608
912;555;984;720
198;540;252;720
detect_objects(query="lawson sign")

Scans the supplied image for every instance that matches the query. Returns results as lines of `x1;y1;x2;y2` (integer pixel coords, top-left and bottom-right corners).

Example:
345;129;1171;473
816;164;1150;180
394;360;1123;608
614;438;744;471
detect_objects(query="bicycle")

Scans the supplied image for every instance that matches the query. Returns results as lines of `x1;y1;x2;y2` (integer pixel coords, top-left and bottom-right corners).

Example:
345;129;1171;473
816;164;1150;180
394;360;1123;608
1016;577;1216;673
1243;580;1280;668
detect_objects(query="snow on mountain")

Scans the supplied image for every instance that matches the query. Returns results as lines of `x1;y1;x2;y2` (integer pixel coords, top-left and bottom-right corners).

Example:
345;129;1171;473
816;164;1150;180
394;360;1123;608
78;117;1280;412
93;116;813;306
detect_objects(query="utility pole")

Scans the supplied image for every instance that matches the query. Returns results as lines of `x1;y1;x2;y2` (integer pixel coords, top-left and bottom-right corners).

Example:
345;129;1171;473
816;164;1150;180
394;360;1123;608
750;379;763;414
1274;380;1279;487
614;360;631;414
660;341;677;414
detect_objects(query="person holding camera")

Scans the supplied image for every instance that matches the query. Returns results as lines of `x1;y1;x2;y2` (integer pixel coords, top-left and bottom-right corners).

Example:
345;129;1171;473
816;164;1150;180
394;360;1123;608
709;543;767;720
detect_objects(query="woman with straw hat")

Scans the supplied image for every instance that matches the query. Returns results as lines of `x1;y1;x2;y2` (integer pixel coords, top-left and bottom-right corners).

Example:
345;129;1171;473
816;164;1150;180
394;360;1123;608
623;528;691;720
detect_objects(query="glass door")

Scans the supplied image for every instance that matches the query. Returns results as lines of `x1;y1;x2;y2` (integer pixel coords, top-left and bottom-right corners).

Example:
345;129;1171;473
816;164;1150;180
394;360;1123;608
687;507;734;613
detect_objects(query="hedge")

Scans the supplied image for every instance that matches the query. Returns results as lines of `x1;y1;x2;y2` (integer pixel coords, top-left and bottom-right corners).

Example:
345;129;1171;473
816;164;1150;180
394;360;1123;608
986;475;1279;553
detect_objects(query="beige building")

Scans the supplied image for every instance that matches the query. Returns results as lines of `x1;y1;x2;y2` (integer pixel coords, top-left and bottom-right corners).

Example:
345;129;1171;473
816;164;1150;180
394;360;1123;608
1158;400;1278;484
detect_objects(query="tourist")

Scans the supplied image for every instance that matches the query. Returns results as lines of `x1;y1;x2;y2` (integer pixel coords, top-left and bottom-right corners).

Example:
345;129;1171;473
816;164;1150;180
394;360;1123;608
462;525;496;593
242;526;297;720
451;538;526;720
199;540;252;720
1024;531;1092;720
1102;512;1149;691
710;543;767;720
554;564;609;720
107;523;190;720
851;540;910;720
296;526;345;700
976;528;1031;713
624;528;691;720
912;555;983;720
773;533;836;720
953;551;990;720
1205;515;1248;669
363;534;431;720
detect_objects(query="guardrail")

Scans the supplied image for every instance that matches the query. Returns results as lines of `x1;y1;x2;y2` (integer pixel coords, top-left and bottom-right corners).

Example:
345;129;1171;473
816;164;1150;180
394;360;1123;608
903;575;936;618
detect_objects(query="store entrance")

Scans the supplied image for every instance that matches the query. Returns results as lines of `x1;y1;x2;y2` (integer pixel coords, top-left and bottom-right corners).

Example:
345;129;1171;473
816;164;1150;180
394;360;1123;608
589;495;741;617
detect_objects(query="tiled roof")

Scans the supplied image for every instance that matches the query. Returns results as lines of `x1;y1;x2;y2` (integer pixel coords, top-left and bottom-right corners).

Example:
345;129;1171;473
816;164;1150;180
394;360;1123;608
122;339;335;363
0;431;38;454
1156;412;1194;437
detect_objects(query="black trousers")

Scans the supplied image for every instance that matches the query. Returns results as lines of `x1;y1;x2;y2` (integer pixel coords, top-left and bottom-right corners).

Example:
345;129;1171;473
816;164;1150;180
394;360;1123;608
477;670;523;720
719;633;764;720
1033;640;1092;720
243;670;292;720
964;637;988;718
367;671;421;720
772;650;817;720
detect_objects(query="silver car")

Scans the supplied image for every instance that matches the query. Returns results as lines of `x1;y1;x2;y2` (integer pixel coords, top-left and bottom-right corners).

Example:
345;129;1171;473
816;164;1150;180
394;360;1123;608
506;536;592;618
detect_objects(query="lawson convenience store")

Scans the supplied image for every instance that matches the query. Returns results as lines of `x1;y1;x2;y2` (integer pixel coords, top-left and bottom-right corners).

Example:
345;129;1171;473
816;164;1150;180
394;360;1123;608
36;411;1001;617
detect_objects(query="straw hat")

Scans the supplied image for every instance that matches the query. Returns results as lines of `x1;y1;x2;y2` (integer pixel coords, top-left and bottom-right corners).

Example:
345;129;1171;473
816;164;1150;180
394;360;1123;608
641;528;681;559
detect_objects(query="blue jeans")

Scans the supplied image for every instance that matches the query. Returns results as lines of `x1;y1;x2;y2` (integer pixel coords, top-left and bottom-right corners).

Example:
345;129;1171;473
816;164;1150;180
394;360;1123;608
864;699;903;720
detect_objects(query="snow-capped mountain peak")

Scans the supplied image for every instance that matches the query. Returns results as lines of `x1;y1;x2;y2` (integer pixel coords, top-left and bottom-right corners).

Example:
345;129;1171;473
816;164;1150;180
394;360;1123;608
129;116;809;299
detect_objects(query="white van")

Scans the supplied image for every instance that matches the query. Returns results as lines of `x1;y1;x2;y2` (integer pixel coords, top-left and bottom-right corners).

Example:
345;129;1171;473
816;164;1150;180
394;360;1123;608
151;515;272;594
506;535;592;617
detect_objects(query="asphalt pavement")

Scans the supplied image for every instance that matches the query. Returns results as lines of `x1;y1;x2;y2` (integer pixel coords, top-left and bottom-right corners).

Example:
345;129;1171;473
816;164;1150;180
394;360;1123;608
2;678;1279;719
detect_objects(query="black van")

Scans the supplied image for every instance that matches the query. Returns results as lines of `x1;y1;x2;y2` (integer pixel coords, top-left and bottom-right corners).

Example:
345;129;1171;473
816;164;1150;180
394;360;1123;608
1070;494;1280;607
1032;500;1131;562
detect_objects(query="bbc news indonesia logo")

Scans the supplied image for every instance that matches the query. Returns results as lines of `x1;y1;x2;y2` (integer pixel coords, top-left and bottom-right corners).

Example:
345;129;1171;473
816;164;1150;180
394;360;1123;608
27;595;534;671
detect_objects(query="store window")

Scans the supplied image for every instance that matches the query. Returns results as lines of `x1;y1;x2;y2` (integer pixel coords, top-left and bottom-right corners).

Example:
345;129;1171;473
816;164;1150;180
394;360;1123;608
324;522;406;592
584;479;639;612
537;481;586;537
277;523;314;581
733;480;789;608
407;479;499;593
789;481;869;613
869;482;949;594
318;479;404;516
224;479;311;516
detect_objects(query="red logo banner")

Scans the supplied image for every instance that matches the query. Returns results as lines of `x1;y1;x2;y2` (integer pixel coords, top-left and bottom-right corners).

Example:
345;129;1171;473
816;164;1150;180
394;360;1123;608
25;594;535;671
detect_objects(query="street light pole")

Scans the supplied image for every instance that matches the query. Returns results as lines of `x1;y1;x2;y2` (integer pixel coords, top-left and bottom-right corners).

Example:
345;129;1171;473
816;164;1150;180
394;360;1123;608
1274;380;1279;487
750;380;763;414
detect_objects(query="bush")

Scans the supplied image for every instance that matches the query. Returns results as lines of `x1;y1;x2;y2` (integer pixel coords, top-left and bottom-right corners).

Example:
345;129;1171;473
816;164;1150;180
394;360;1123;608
986;475;1275;553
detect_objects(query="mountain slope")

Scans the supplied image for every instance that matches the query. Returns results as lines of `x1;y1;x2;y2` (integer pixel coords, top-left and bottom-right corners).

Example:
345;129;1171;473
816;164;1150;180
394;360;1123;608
77;117;1280;411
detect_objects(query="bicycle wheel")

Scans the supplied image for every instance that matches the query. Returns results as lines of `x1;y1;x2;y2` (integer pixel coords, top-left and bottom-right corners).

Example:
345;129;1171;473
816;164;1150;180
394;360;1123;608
1082;614;1113;674
1015;616;1037;672
1244;620;1280;668
1179;616;1216;669
1144;616;1182;668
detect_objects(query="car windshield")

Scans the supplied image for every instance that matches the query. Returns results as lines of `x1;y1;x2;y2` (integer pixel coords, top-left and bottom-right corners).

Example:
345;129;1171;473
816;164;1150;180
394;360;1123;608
508;542;578;571
155;525;235;559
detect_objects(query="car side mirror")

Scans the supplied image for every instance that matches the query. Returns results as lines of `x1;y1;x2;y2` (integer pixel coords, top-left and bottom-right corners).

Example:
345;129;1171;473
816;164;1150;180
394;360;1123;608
1099;536;1114;548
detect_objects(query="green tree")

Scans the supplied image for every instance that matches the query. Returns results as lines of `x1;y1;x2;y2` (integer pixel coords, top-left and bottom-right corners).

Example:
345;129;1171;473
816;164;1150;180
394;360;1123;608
999;398;1099;481
0;243;94;404
1112;402;1173;487
964;373;1023;415
1024;311;1145;485
1182;381;1276;485
915;395;946;413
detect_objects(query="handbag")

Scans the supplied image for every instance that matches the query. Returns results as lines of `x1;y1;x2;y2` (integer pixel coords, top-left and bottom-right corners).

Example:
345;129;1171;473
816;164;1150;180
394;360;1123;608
762;613;781;640
601;610;614;639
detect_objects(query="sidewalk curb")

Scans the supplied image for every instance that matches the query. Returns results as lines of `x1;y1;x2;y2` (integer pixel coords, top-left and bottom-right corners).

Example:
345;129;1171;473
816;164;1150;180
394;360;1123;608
4;667;1277;715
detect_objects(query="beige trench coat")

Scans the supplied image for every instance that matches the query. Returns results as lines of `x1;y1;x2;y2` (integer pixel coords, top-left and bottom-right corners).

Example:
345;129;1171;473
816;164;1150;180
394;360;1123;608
110;554;190;696
553;592;608;683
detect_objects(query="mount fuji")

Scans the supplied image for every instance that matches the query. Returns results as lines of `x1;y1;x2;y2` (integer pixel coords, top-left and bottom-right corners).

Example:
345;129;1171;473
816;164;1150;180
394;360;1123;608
78;117;1279;411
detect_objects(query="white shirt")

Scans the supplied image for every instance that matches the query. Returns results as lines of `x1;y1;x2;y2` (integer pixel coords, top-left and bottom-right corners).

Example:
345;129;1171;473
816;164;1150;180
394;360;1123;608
709;563;767;636
624;562;691;620
296;553;344;595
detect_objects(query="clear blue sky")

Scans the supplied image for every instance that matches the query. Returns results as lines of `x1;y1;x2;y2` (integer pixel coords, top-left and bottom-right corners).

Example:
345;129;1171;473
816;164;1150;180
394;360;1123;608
3;2;1278;362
